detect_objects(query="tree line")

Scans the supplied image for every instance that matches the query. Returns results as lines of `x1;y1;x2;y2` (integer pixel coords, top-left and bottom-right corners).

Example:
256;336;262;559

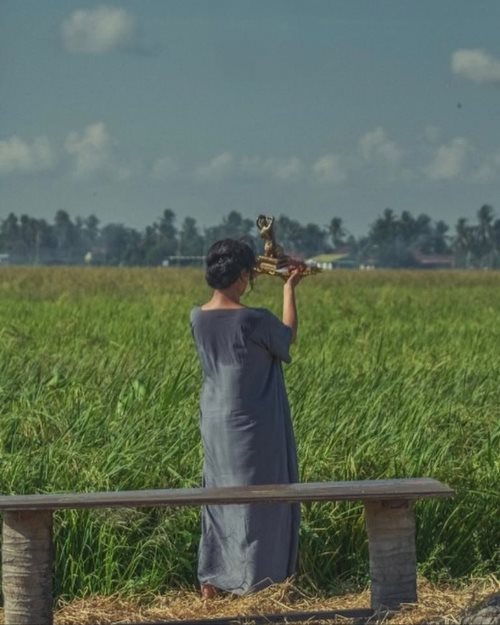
1;204;500;268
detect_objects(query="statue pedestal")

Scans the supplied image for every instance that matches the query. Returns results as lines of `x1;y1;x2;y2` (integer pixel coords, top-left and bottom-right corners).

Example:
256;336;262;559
255;254;321;278
256;255;290;275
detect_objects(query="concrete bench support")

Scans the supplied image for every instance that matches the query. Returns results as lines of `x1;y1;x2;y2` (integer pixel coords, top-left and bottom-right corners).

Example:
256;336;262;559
2;510;53;625
364;499;417;610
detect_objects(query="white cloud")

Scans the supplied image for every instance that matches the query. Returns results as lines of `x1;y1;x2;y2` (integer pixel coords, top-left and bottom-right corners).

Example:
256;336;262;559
423;125;441;144
269;157;303;181
151;156;178;179
311;154;346;183
240;156;303;181
451;49;500;84
0;135;56;174
196;153;304;182
195;152;235;181
359;127;402;165
472;151;500;182
64;122;117;177
62;6;136;54
425;138;469;180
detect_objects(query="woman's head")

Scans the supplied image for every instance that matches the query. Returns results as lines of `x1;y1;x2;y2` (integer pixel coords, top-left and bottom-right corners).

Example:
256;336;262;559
205;239;256;290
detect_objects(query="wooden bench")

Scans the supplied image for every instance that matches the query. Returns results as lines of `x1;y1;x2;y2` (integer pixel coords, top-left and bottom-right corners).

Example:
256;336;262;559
0;478;454;625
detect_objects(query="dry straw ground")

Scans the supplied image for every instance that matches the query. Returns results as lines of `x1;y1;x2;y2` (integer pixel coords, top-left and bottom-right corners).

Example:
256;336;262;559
1;576;495;625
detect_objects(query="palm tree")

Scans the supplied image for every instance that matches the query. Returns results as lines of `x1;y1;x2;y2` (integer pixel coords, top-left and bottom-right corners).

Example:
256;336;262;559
477;204;494;267
433;220;450;255
453;218;474;268
329;217;345;250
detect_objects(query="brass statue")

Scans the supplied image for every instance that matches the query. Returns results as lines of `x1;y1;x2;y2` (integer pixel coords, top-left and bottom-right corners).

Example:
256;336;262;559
256;215;286;260
255;214;321;279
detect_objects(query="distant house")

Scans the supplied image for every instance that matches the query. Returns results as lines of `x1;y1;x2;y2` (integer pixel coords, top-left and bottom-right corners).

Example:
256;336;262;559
412;252;455;269
162;255;204;267
0;253;9;265
307;253;359;270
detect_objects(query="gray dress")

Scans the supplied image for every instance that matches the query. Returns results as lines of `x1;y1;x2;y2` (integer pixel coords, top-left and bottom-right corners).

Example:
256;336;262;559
190;306;300;594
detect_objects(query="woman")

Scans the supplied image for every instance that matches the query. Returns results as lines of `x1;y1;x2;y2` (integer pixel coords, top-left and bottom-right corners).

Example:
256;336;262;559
190;238;302;598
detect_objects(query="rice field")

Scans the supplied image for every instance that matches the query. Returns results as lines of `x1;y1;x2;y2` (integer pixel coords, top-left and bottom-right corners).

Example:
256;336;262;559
0;267;498;600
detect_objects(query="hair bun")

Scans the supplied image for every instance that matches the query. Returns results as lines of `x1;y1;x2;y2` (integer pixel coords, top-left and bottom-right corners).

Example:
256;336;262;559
205;239;256;290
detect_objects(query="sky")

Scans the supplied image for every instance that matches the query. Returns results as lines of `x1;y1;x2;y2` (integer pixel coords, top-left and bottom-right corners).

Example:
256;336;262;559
1;0;500;235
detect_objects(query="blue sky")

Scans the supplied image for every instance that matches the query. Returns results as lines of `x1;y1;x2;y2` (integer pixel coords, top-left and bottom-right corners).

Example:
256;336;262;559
1;0;500;234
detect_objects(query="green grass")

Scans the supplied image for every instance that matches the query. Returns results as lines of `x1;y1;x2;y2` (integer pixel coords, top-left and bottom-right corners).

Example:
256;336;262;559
0;267;498;598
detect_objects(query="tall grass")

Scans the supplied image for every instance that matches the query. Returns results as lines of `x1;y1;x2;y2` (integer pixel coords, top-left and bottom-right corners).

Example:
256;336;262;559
0;267;498;598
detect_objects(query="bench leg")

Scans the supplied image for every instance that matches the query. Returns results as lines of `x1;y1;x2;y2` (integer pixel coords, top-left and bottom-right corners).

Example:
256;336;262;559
364;500;417;611
2;510;54;625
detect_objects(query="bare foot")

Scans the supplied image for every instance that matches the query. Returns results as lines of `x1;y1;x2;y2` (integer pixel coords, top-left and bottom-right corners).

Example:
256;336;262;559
201;583;218;600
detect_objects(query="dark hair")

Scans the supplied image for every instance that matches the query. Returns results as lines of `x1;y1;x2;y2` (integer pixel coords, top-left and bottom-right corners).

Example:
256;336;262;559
205;239;256;290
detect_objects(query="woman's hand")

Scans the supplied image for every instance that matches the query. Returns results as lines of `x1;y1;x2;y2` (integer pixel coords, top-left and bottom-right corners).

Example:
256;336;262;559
285;266;304;289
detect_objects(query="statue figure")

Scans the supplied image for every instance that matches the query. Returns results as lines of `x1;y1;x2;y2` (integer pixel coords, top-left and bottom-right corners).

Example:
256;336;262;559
256;215;285;259
255;214;321;279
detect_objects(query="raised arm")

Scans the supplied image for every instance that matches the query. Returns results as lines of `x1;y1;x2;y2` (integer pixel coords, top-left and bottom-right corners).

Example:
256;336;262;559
282;268;303;343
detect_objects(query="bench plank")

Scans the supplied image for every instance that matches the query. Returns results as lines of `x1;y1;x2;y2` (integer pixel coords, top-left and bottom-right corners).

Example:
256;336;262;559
0;478;455;624
0;478;453;511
